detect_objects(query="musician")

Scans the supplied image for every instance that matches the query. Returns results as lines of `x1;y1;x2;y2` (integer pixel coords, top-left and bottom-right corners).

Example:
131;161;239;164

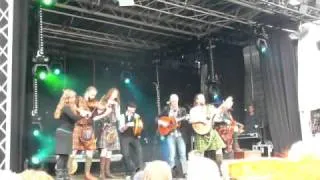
119;102;144;178
214;96;242;153
158;94;188;178
70;86;98;180
95;88;121;179
54;89;82;180
189;94;225;171
244;104;258;133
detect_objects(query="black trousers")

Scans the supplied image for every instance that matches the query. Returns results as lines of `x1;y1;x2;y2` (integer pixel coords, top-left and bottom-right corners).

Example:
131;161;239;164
120;135;143;174
56;154;69;170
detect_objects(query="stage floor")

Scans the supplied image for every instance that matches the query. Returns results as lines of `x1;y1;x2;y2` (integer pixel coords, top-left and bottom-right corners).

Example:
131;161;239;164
56;173;185;180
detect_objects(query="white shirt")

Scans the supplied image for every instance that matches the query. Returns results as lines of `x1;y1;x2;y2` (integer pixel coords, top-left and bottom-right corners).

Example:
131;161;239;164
189;104;217;123
118;112;140;132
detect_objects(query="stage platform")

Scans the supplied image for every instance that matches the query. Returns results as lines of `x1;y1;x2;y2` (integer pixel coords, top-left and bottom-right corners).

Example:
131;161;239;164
53;173;186;180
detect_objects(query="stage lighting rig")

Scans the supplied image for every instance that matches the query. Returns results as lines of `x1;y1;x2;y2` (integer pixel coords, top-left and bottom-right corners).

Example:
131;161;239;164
120;71;133;84
33;51;50;63
257;38;269;53
111;0;134;6
40;0;57;7
32;64;51;80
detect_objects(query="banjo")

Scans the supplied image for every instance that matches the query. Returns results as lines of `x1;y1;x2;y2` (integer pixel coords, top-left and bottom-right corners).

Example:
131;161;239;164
191;100;230;135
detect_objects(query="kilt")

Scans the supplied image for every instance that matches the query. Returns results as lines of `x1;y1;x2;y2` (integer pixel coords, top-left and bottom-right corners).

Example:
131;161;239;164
215;124;234;153
194;129;226;152
98;123;120;151
72;123;96;151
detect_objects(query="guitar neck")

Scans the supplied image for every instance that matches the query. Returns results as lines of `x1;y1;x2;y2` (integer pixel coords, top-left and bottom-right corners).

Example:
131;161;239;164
176;115;189;122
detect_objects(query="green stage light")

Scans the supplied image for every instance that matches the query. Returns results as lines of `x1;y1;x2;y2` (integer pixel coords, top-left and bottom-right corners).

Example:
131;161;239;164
33;129;40;137
31;156;40;165
53;68;61;75
39;71;47;80
41;0;56;7
124;78;131;84
33;64;49;80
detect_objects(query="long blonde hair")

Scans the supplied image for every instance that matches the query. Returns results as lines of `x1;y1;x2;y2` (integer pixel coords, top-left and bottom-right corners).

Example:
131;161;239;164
101;88;121;105
54;89;77;119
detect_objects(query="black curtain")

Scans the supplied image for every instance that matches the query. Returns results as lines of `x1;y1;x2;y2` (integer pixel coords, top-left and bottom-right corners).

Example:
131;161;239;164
260;29;301;153
11;0;29;171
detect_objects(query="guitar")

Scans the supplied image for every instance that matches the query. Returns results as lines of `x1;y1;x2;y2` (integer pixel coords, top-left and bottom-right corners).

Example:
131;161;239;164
158;115;189;136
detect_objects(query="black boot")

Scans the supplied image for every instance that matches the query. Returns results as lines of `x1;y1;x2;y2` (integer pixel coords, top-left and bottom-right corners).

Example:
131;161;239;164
55;168;64;180
63;169;71;180
215;154;223;177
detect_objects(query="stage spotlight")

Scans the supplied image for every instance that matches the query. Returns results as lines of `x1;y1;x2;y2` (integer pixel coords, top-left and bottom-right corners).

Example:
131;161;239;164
288;0;302;6
121;71;133;84
112;0;135;6
31;156;40;165
257;38;268;54
33;129;40;137
33;64;50;80
51;63;63;75
40;0;57;7
124;78;131;84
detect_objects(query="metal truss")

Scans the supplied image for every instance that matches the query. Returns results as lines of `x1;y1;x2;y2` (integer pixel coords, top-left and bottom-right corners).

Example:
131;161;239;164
224;0;320;21
42;22;162;50
41;0;262;47
42;0;320;53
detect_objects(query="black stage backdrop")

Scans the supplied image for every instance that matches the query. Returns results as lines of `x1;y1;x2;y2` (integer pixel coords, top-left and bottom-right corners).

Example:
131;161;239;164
11;0;29;172
261;29;301;153
214;44;245;122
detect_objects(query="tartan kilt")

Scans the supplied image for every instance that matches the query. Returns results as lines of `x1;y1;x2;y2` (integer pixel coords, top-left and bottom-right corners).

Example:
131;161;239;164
72;124;96;151
194;129;226;152
98;123;120;151
215;125;234;153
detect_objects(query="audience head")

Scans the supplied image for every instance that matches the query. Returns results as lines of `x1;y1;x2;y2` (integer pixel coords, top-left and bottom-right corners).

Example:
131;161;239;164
143;160;172;180
187;153;222;180
19;170;54;180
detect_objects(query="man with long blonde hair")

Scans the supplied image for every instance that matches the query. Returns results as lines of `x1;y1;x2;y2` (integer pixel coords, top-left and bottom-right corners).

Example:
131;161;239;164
54;89;82;180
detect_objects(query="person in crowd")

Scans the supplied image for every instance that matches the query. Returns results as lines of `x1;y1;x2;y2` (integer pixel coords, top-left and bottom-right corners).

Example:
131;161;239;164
187;154;222;180
143;161;172;180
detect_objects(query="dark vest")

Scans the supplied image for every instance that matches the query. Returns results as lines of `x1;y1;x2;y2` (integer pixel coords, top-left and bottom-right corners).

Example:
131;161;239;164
122;114;135;137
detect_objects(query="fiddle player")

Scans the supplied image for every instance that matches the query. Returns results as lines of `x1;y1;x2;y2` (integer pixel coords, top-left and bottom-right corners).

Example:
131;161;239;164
69;86;98;180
